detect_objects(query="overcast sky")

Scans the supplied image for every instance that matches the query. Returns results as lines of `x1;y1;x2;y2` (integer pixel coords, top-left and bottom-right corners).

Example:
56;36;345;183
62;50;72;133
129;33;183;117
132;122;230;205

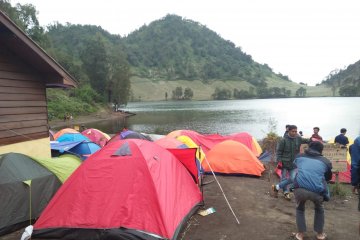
12;0;360;86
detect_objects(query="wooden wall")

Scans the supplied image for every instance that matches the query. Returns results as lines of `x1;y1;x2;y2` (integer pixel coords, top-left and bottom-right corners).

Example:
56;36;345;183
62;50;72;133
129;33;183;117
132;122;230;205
0;48;49;146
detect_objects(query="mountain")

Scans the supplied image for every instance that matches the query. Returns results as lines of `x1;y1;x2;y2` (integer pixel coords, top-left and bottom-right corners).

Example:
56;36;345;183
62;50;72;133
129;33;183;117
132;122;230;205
321;60;360;96
1;0;333;101
122;14;332;100
124;14;290;86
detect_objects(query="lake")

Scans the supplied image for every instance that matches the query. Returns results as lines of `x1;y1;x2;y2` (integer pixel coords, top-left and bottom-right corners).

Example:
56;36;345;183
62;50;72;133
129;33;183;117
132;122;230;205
91;97;360;140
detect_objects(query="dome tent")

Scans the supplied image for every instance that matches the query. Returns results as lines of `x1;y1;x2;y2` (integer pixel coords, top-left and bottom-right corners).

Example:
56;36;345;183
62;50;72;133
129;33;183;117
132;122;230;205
30;139;202;240
203;140;265;176
0;153;61;236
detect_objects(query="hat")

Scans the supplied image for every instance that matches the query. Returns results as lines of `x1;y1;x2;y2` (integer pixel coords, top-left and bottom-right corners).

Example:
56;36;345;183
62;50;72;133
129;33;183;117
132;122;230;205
308;141;323;154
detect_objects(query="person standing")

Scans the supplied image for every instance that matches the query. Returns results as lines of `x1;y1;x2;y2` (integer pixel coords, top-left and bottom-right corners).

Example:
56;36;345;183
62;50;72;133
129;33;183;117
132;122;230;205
334;128;349;146
350;136;360;209
283;124;290;137
292;141;332;240
311;127;323;142
272;125;308;200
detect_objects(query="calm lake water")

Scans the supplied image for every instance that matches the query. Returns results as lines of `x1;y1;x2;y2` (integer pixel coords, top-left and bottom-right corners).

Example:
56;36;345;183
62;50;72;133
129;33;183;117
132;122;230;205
91;97;360;140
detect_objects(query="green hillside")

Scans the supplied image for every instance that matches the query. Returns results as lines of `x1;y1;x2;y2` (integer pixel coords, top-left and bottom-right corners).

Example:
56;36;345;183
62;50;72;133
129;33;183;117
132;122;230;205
124;15;289;84
130;77;333;101
321;60;360;96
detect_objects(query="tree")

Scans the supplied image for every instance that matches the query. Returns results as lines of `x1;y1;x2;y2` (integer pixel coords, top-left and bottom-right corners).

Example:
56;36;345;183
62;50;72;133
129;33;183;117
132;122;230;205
183;87;194;99
0;1;49;47
80;33;109;99
285;90;291;97
212;87;231;100
107;47;131;105
172;86;183;99
295;87;306;97
339;86;359;97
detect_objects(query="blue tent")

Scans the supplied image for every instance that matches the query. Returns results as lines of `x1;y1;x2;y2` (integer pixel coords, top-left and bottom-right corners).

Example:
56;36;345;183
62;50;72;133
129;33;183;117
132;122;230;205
57;133;90;143
51;141;100;160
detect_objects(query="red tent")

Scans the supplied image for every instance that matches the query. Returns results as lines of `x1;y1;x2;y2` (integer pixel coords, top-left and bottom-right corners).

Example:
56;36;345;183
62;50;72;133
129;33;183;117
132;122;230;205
81;128;110;147
167;148;199;184
167;130;260;156
32;139;202;240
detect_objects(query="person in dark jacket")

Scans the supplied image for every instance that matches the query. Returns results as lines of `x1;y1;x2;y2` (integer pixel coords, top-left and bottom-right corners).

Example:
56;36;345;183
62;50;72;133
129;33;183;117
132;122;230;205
272;125;308;200
283;124;290;137
292;141;332;240
334;128;349;146
350;136;360;210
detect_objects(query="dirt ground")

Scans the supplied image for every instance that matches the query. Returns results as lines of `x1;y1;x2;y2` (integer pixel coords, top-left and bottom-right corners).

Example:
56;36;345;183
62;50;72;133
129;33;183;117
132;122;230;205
1;167;359;240
180;171;359;240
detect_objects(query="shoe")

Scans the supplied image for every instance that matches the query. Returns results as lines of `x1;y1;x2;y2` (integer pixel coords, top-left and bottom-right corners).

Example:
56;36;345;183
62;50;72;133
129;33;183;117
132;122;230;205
284;192;291;200
271;184;278;197
291;232;303;240
316;233;327;240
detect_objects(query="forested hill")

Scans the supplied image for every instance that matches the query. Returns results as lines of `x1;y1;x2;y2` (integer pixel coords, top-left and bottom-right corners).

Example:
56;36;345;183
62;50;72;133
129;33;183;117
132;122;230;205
321;60;360;96
1;1;333;104
124;14;290;85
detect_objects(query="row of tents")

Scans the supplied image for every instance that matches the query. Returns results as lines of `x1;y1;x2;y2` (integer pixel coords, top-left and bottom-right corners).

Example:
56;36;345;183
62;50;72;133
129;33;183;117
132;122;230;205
2;127;268;239
2;127;355;239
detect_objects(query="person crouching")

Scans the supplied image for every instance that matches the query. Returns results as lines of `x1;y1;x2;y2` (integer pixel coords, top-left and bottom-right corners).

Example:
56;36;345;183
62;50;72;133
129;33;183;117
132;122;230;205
292;141;332;240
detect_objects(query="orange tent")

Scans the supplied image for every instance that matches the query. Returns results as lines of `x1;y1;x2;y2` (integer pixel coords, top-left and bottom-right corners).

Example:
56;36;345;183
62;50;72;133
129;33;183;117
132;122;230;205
202;140;265;176
53;128;79;140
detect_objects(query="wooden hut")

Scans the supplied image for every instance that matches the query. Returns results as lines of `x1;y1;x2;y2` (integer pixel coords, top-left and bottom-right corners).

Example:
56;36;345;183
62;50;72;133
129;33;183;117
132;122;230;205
0;10;77;158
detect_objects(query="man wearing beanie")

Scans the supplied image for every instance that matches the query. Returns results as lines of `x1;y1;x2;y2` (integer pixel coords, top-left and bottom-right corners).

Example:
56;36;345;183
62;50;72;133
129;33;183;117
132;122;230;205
291;141;332;240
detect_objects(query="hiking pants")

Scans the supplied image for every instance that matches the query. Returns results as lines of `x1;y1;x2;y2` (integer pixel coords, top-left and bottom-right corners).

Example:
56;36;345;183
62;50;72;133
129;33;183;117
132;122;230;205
294;188;324;233
279;168;296;193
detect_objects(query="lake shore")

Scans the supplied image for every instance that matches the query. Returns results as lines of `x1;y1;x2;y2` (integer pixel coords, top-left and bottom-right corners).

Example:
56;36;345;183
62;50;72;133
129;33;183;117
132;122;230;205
49;109;131;130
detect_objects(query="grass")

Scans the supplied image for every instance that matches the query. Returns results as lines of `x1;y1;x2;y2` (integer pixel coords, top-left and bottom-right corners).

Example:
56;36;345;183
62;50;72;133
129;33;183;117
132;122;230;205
329;181;351;197
130;76;334;101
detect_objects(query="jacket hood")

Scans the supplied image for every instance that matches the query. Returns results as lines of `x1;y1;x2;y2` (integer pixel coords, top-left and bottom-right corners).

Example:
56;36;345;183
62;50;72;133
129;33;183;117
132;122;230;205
354;136;360;147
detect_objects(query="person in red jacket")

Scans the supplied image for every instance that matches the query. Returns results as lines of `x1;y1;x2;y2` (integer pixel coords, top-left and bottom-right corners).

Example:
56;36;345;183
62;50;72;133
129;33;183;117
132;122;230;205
311;127;323;142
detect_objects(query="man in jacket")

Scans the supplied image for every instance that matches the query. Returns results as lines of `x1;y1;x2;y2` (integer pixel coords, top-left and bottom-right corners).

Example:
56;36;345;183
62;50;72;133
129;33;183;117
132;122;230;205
292;141;332;240
272;125;308;200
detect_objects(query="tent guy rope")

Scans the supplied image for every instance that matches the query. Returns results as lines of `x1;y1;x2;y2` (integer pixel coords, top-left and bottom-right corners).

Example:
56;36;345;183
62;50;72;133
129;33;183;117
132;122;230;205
200;146;240;225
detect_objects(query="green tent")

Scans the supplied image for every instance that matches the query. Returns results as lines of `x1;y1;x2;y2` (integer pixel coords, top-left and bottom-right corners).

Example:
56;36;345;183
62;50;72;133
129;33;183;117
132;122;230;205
0;152;61;236
33;154;82;183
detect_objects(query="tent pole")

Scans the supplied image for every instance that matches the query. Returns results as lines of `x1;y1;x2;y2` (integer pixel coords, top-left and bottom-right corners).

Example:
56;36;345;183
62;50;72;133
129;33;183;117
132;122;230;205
201;146;240;225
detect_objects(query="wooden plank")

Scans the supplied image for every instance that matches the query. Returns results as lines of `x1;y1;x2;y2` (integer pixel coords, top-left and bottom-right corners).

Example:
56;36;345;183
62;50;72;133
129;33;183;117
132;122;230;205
0;62;23;72
0;78;44;88
0;132;49;146
0;86;45;94
0;126;48;138
1;106;47;115
0;100;47;108
0;113;47;123
0;62;33;73
0;70;43;81
0;93;46;101
0;119;48;130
